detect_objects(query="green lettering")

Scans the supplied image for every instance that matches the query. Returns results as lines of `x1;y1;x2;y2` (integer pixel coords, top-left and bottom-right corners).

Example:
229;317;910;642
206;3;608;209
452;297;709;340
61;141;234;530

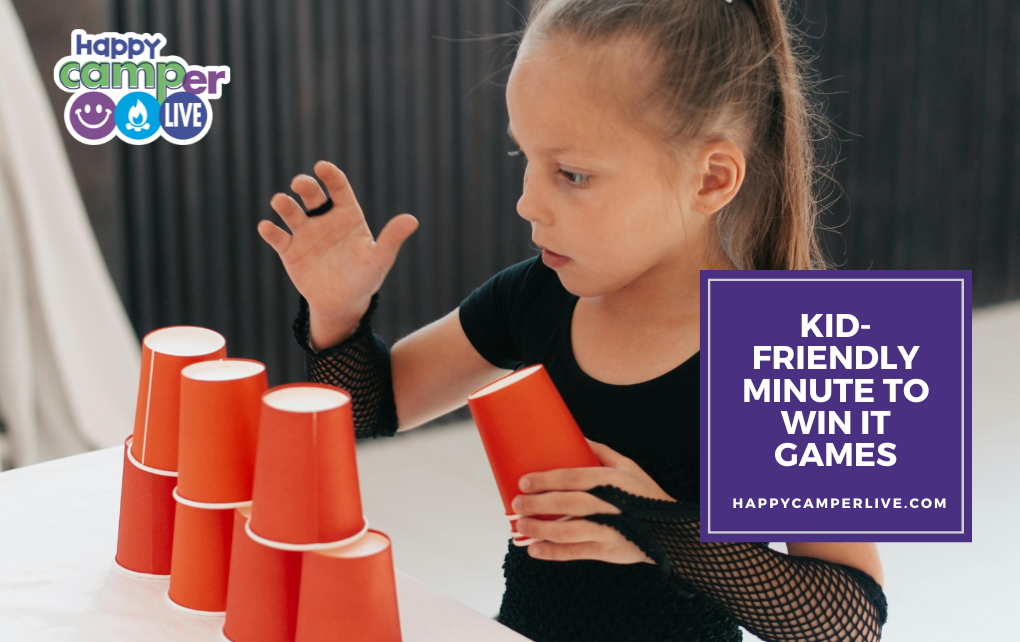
110;61;155;90
58;61;80;89
80;61;109;89
156;61;185;103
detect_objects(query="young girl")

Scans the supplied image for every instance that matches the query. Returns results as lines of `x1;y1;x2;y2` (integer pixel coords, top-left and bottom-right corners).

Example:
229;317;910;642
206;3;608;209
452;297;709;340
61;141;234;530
256;0;888;639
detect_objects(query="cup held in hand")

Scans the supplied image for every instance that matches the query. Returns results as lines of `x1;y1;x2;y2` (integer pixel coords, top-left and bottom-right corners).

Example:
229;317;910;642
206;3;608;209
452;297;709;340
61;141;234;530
248;383;367;550
177;359;267;503
131;326;227;472
467;364;600;535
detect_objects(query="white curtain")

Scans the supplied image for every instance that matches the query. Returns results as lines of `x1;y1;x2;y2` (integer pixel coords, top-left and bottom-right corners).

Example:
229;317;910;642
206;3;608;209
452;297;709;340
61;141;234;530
0;0;141;467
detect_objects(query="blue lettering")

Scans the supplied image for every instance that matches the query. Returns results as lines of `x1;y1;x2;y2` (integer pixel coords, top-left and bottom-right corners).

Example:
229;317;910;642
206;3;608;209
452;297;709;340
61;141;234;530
75;32;91;56
128;38;145;60
143;37;163;59
111;37;128;59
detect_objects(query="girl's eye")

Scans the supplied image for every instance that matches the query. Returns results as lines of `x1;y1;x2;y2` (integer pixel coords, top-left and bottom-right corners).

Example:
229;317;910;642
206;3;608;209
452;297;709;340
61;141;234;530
559;169;589;187
507;147;590;188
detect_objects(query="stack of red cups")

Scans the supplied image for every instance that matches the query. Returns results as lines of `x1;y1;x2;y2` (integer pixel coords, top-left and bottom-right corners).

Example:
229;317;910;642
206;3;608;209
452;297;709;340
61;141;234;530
115;326;227;578
223;382;403;642
166;358;268;615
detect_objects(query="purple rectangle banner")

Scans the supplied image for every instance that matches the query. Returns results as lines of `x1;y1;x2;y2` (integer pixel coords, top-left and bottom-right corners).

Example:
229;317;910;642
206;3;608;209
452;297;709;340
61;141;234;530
700;270;971;542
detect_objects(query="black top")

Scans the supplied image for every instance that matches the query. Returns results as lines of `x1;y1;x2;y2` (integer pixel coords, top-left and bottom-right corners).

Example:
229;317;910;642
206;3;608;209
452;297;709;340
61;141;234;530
294;252;886;641
458;254;741;641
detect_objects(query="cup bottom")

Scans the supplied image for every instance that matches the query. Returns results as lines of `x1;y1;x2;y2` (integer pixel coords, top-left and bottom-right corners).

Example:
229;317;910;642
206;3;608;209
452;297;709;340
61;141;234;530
165;589;227;616
113;558;171;580
245;516;370;552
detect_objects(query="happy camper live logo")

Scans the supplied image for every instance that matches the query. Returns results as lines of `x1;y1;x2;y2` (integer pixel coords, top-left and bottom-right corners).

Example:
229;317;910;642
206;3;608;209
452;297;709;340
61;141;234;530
54;30;230;145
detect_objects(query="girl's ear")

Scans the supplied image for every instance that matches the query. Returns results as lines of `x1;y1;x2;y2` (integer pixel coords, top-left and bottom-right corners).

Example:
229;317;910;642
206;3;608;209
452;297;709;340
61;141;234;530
690;140;745;216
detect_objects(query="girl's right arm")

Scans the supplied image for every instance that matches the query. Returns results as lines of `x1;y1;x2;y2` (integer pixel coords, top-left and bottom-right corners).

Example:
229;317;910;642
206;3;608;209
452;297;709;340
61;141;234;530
260;160;513;437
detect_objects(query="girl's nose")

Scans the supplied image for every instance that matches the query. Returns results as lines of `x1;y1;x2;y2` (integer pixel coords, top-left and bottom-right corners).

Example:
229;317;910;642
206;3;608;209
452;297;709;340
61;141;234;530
516;166;553;226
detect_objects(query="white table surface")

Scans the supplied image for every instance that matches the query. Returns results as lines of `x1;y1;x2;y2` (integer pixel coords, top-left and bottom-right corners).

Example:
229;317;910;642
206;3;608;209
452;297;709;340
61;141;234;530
0;445;530;641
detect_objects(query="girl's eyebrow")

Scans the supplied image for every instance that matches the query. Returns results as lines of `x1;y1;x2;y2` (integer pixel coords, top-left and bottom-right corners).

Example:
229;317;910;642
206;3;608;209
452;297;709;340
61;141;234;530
507;123;574;156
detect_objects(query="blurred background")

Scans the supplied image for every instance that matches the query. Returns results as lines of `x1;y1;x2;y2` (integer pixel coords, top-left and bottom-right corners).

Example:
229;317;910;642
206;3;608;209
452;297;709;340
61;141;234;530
1;0;1017;639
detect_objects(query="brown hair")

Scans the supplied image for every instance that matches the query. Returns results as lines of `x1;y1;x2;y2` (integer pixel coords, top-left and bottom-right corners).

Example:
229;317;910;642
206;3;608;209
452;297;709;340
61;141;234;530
516;0;834;270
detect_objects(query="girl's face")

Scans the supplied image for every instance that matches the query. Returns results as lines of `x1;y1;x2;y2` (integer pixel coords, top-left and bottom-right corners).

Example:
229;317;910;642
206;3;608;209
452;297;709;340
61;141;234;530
507;34;725;296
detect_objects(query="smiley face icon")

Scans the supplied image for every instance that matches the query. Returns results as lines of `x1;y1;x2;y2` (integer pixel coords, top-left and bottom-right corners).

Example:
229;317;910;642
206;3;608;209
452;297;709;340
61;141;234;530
67;91;117;142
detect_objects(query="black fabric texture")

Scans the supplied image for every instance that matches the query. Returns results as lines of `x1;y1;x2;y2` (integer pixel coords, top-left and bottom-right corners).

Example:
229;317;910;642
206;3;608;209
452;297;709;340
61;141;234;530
582;485;888;641
457;254;887;641
292;290;399;439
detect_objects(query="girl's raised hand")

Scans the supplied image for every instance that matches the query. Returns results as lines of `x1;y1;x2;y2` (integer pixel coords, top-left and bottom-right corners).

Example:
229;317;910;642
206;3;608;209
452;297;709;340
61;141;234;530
511;438;676;565
257;161;419;346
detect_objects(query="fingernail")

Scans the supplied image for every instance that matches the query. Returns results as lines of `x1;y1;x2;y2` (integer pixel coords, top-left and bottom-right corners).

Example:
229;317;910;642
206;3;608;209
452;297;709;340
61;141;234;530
511;497;521;511
516;518;527;532
530;544;543;555
519;476;531;490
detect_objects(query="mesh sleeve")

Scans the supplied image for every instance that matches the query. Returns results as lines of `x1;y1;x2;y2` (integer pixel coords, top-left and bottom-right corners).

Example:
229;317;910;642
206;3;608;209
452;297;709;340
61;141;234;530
291;291;399;439
582;485;888;642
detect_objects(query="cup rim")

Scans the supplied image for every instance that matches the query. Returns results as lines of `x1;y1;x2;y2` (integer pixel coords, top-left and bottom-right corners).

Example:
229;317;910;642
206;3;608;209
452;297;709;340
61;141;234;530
125;436;178;477
260;381;352;412
312;528;391;559
244;515;370;552
505;514;573;522
172;486;253;510
181;358;266;382
142;326;226;357
511;536;541;547
467;364;544;400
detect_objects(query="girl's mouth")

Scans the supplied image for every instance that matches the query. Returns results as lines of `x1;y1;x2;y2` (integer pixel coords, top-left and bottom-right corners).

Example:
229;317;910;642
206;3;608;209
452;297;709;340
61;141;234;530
541;248;571;267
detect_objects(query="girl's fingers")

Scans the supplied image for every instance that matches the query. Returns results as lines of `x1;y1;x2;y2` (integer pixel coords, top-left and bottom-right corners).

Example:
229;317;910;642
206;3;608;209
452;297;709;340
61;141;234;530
585;440;639;471
519;466;621;493
257;220;292;254
511;490;619;518
269;193;308;232
528;540;605;562
516;516;611;544
290;174;329;212
313;160;361;213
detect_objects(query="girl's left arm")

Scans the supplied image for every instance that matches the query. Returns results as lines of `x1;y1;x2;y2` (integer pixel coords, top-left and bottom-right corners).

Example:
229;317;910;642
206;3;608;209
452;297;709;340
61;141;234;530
785;541;884;589
512;440;888;642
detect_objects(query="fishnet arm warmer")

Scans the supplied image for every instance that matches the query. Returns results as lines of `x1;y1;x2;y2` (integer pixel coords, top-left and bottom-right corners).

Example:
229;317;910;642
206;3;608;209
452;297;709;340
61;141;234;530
292;292;399;439
582;485;888;642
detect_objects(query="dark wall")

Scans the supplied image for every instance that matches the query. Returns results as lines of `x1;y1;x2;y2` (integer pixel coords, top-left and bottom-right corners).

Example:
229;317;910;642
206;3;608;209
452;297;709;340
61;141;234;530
11;1;1019;415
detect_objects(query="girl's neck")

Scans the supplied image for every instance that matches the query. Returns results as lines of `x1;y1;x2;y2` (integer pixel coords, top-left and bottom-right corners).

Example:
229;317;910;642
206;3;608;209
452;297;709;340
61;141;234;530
593;239;736;329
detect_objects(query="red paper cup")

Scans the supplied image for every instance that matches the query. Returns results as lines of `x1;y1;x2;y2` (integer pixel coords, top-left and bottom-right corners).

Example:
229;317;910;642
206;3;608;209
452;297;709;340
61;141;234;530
223;506;303;642
295;529;401;642
167;491;240;614
247;383;368;550
467;364;600;544
131;326;227;472
115;436;178;577
177;359;267;504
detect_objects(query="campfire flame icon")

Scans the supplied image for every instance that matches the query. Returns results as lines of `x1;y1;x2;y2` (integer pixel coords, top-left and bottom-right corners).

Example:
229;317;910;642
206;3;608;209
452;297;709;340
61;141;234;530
126;100;150;131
